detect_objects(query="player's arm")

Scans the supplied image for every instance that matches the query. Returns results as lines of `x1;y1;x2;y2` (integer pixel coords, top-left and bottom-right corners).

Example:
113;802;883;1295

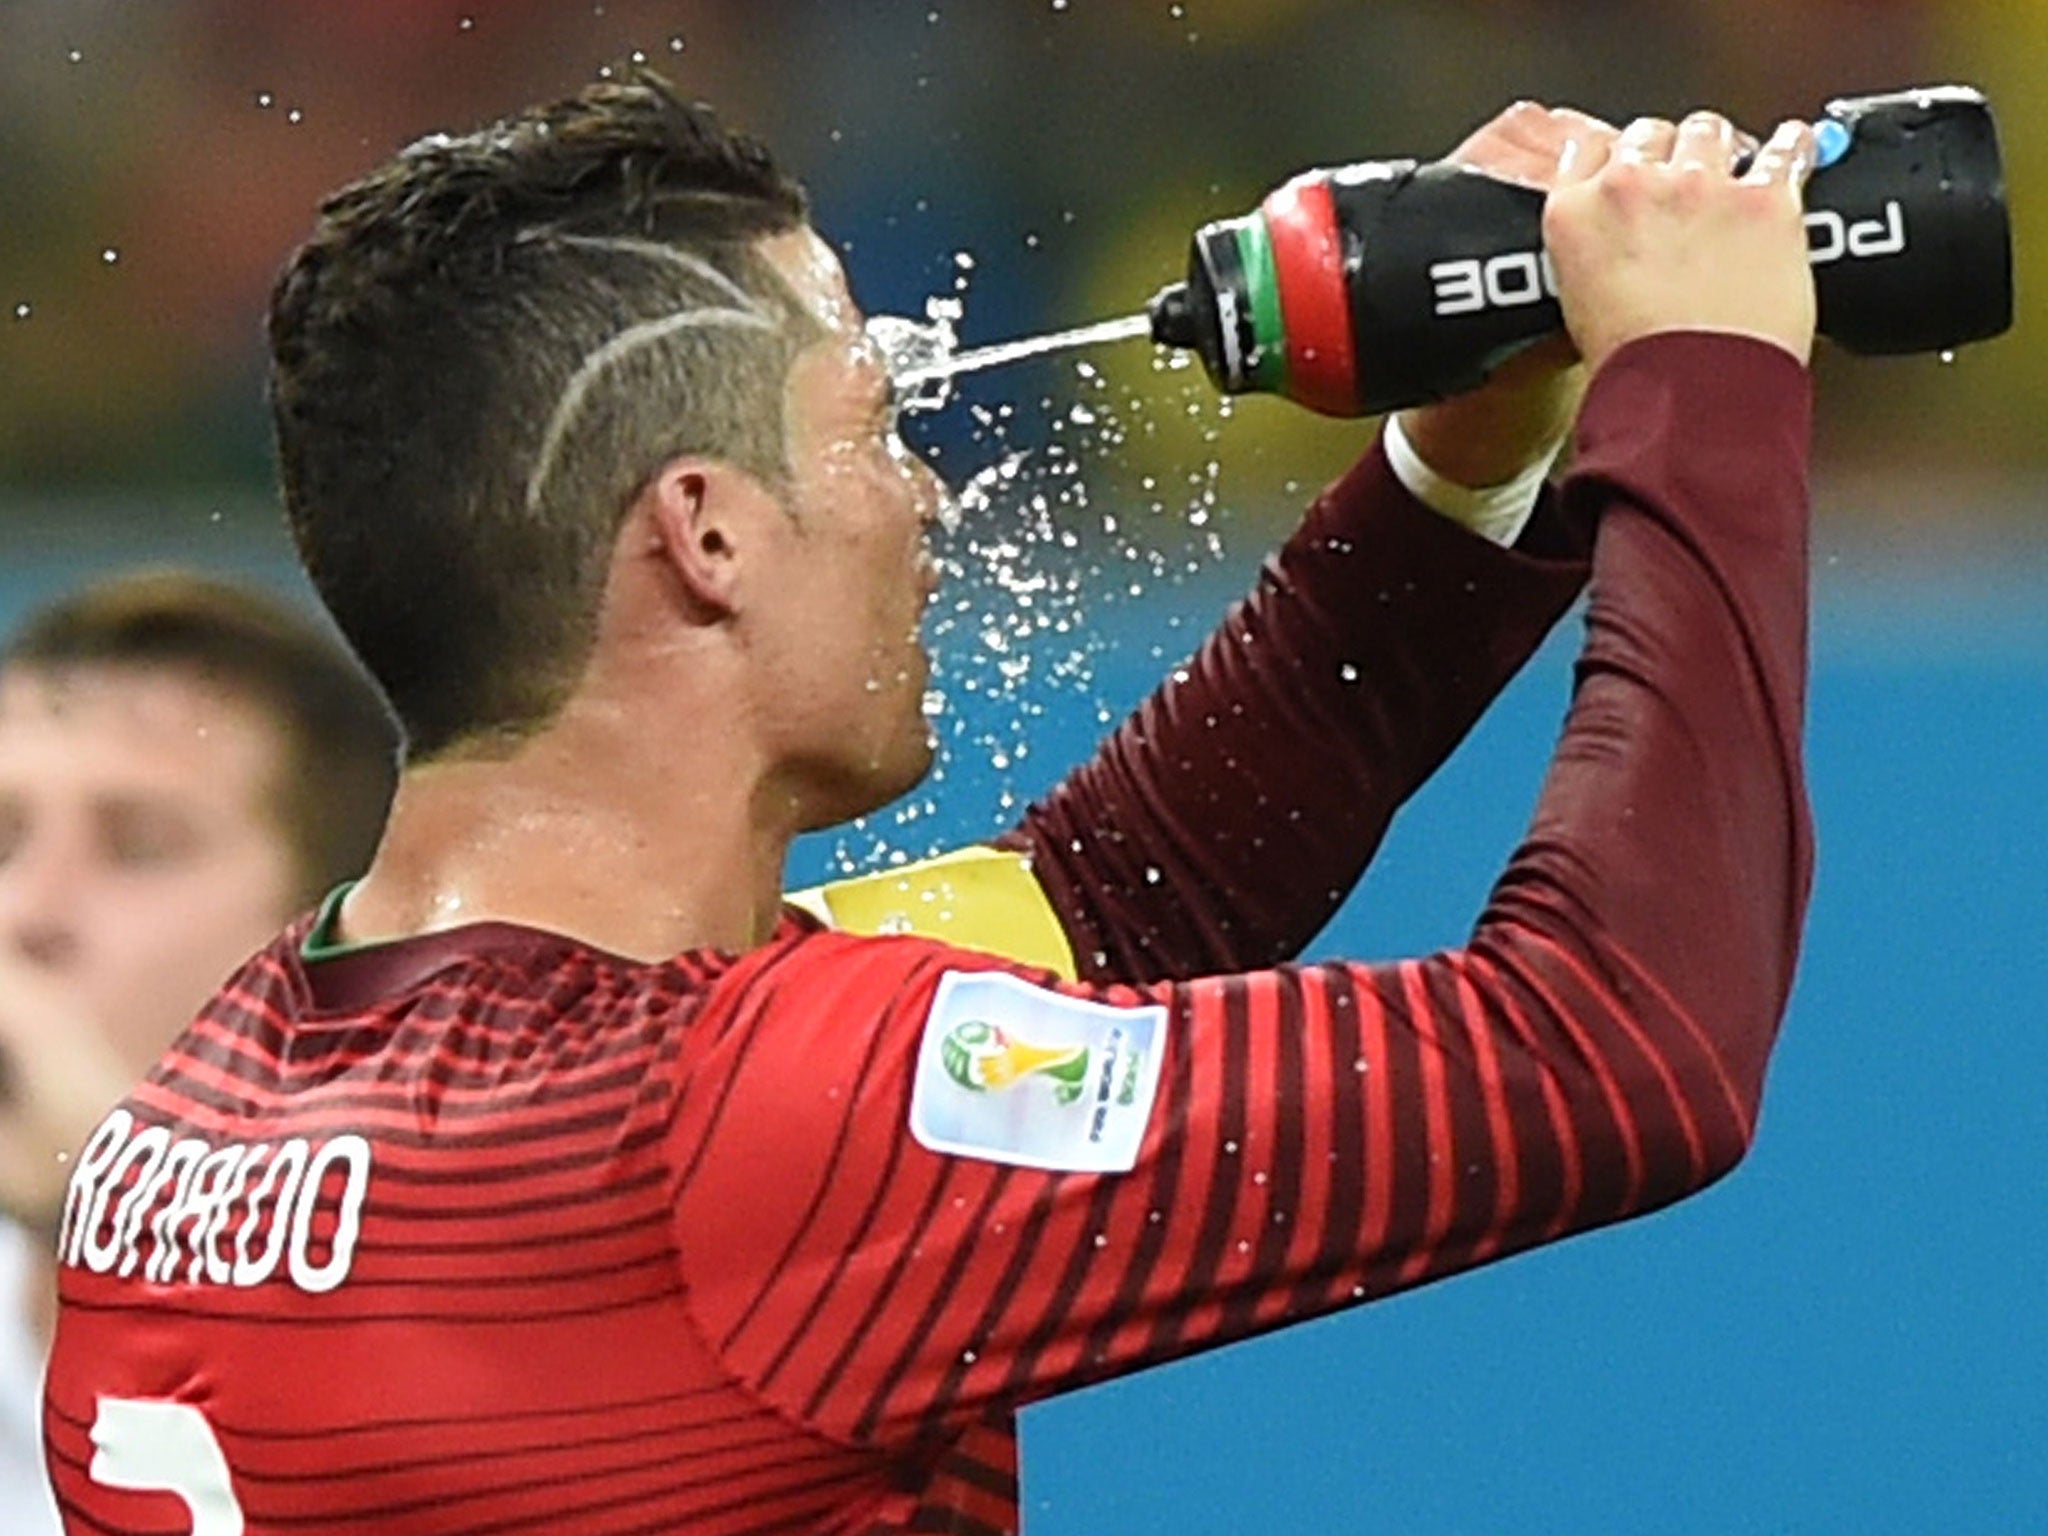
997;436;1588;981
683;114;1819;1448
685;326;1809;1446
685;115;1815;1441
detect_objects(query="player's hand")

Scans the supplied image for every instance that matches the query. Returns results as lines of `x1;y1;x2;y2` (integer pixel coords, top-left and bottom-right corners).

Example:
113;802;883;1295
1395;102;1618;491
1545;112;1819;371
0;952;135;1234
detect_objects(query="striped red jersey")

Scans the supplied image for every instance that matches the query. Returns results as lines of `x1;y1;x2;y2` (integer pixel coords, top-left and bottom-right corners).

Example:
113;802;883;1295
44;333;1816;1534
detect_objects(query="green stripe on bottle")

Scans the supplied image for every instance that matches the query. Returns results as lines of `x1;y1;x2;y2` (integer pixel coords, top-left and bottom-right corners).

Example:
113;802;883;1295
1231;218;1288;393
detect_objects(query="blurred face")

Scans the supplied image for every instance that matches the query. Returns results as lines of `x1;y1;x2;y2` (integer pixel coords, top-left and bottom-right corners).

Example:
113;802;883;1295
749;227;947;827
0;664;299;1076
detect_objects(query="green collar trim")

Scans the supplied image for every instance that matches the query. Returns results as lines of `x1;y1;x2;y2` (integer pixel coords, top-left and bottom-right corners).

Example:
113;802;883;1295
301;881;387;962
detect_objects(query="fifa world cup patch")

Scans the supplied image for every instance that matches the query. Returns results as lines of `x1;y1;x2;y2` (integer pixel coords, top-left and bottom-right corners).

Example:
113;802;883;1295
909;970;1167;1173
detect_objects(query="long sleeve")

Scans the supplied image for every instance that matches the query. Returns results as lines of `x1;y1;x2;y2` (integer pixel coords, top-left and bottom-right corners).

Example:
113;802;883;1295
1006;427;1591;983
676;332;1815;1449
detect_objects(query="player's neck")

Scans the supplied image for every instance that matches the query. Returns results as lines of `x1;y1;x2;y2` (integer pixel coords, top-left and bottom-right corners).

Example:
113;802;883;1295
340;700;795;963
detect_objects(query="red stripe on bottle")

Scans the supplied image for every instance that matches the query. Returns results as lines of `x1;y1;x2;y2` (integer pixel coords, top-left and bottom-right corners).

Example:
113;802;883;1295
1262;174;1360;417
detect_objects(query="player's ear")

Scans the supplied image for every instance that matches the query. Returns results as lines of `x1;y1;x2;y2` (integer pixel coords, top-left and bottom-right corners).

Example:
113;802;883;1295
641;457;777;621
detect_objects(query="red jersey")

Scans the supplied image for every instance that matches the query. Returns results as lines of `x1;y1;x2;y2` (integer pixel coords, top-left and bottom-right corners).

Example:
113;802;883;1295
45;333;1814;1535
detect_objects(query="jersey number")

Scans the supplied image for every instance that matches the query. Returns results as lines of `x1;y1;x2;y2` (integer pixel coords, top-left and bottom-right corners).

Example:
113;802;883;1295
89;1398;247;1536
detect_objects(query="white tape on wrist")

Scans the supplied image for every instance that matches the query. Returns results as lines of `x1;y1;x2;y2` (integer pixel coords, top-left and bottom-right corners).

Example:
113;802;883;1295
1383;413;1561;549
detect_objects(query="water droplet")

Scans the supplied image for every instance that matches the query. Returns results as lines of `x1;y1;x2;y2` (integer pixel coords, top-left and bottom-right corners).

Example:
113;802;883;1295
1223;1139;1238;1154
1092;1233;1108;1248
66;48;84;64
458;15;475;30
286;108;304;125
256;91;274;109
1143;865;1162;884
1052;0;1070;10
1938;349;1957;365
100;247;119;265
12;302;29;321
668;35;686;52
1339;663;1359;683
961;1348;978;1363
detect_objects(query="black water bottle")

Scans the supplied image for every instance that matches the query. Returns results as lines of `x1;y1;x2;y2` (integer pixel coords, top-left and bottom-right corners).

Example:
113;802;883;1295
1147;86;2012;417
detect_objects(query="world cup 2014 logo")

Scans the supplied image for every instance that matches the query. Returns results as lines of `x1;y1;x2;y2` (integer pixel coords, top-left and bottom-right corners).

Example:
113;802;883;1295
941;1019;1089;1106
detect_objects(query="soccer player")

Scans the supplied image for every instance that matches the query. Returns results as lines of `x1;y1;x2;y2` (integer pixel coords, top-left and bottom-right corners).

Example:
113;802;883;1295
44;75;1818;1536
0;573;395;1533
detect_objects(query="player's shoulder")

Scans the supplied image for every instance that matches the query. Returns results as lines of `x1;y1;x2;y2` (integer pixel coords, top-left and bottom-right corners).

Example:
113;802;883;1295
177;923;308;1049
700;895;1087;1079
733;920;1034;1012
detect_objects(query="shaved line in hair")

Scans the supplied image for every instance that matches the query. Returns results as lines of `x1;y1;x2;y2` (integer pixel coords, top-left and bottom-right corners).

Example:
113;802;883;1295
524;307;779;517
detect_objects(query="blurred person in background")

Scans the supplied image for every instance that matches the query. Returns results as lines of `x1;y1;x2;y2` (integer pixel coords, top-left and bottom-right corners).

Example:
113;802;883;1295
0;572;396;1534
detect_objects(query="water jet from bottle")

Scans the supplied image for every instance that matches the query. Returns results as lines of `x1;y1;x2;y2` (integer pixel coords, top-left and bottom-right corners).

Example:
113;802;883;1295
877;310;1155;416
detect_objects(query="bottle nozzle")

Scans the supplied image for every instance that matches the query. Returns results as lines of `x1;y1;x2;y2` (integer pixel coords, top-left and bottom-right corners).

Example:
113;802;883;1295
1148;282;1200;348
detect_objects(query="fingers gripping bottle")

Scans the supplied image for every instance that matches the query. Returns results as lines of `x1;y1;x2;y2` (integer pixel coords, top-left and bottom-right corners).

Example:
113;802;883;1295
1146;86;2012;417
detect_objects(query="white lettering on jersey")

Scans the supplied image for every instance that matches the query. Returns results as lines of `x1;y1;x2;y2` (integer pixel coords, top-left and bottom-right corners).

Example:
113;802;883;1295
58;1111;372;1297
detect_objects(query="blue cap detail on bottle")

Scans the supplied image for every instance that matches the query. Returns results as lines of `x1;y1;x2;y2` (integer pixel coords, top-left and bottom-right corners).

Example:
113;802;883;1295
1813;117;1853;170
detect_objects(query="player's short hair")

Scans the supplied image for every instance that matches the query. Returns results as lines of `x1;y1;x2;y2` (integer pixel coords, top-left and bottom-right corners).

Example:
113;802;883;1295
3;570;399;911
267;69;815;760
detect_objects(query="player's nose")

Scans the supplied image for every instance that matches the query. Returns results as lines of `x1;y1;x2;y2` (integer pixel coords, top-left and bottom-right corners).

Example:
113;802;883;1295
6;917;79;971
0;839;86;972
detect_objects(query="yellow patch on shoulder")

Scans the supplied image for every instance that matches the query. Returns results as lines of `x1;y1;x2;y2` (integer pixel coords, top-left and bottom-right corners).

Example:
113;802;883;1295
788;846;1077;981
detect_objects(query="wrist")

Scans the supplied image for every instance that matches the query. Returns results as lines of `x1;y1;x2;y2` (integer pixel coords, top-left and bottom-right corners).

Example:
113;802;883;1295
1397;353;1585;486
1383;412;1558;548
